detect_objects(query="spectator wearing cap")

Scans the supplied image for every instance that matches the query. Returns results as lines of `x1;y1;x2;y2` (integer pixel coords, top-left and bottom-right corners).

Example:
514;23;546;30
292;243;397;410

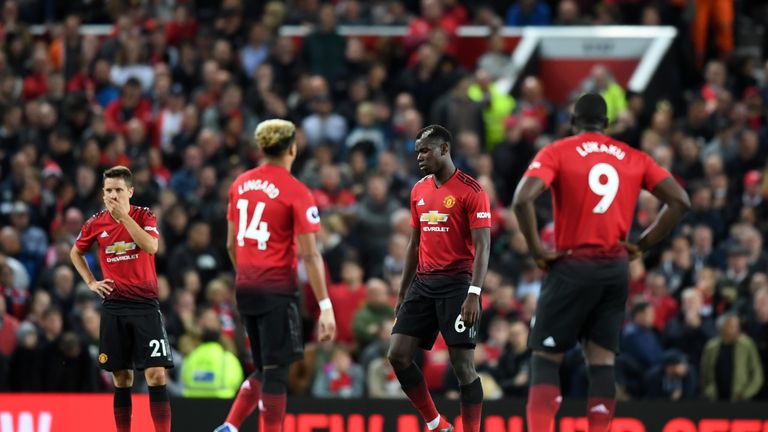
644;350;697;400
701;313;763;401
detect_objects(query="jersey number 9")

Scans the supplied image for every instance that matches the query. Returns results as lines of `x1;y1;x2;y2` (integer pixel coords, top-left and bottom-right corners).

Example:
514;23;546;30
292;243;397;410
236;199;271;250
588;163;619;214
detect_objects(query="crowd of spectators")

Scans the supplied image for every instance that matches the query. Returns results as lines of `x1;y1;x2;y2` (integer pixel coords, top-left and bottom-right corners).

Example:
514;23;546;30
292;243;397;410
0;0;767;403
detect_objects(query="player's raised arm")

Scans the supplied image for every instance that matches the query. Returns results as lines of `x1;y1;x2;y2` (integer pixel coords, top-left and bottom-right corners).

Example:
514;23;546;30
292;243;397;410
112;208;159;255
397;226;420;315
634;177;691;253
297;232;336;342
513;176;567;270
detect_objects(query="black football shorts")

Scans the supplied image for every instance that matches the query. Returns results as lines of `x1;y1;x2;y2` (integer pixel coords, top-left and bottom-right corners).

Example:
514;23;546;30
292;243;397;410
98;307;174;371
392;278;480;350
242;299;304;367
529;257;629;353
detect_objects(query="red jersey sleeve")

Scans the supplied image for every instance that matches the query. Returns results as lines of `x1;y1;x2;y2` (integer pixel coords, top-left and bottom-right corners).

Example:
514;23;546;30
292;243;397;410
293;189;321;235
227;184;236;222
409;188;419;229
74;216;97;252
523;144;558;187
139;208;160;238
466;190;492;229
642;153;672;191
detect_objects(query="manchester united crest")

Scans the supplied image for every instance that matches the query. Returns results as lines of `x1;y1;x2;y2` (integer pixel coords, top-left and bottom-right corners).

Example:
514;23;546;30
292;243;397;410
443;195;456;208
98;353;108;364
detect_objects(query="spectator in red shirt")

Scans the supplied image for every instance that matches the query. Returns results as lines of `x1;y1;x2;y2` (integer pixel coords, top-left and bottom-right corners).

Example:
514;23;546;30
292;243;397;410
312;165;357;213
0;294;19;357
406;0;458;51
104;78;153;136
165;4;199;47
645;271;679;333
22;48;49;101
327;260;368;345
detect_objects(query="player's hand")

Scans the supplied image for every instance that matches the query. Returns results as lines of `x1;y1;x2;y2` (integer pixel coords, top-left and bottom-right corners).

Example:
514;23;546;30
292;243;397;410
317;309;336;342
88;279;114;298
105;195;130;223
461;294;481;328
619;241;643;261
532;250;570;271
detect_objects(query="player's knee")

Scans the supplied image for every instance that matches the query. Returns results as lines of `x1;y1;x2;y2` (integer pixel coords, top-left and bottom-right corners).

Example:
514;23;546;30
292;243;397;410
386;348;413;371
144;367;167;386
452;360;477;385
585;341;615;366
262;365;289;394
112;370;134;387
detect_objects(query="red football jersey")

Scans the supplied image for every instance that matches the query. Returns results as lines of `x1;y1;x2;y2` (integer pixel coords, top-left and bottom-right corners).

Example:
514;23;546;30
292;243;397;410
410;170;491;293
227;164;321;298
75;206;160;302
523;132;671;257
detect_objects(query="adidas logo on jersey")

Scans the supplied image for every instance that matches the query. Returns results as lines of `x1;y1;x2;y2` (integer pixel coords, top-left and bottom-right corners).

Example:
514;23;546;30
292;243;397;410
543;336;556;347
590;404;610;414
417;198;425;206
100;231;109;238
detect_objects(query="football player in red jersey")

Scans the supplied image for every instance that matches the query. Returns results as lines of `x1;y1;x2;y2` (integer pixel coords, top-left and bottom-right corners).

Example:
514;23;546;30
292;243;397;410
215;119;336;432
70;166;172;432
513;93;690;432
388;125;491;432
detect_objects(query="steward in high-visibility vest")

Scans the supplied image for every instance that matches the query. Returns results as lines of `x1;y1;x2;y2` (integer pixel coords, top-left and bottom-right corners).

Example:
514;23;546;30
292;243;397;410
182;341;244;398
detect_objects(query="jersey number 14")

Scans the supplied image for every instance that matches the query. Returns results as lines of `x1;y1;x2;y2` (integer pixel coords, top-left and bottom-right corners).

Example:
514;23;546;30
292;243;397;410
588;163;619;214
236;199;271;250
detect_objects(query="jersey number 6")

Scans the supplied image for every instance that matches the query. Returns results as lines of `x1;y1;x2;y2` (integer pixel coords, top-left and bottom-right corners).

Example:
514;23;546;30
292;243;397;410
236;199;271;250
588;163;619;214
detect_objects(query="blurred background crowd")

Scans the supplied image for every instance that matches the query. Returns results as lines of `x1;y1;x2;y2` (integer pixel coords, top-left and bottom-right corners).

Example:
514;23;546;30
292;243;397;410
0;0;767;404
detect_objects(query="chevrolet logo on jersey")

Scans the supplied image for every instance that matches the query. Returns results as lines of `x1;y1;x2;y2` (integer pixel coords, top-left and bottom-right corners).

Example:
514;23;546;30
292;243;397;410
105;241;137;255
420;211;449;225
